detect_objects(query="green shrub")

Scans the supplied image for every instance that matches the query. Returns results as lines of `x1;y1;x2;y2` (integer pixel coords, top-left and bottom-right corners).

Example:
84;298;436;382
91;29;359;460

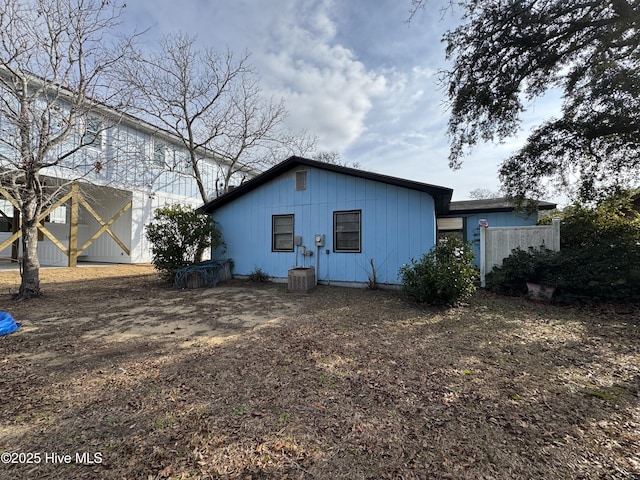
485;247;560;296
145;204;225;282
489;197;640;303
553;247;640;303
550;199;640;302
399;238;478;305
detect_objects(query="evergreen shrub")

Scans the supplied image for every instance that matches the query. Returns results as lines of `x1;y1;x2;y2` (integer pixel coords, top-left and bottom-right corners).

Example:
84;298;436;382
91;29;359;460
487;197;640;303
399;238;477;305
146;204;225;282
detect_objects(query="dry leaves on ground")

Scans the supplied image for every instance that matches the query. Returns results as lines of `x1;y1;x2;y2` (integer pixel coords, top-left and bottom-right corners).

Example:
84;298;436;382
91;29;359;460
0;265;638;479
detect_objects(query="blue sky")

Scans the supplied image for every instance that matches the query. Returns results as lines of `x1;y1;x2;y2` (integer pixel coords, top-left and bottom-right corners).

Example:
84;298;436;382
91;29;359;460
123;0;563;203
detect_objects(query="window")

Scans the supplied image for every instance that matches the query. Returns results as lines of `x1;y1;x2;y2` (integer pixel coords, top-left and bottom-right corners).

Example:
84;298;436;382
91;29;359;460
272;214;294;252
82;116;103;148
180;151;194;174
437;217;465;242
295;170;307;191
47;205;67;224
334;210;361;252
153;141;166;167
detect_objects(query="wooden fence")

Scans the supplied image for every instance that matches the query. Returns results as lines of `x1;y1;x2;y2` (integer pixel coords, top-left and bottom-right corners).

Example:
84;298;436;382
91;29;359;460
479;218;560;287
0;181;131;267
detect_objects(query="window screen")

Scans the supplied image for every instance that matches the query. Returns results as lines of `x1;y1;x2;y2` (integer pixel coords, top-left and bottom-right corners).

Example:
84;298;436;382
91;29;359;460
272;214;294;252
334;210;361;252
437;217;465;242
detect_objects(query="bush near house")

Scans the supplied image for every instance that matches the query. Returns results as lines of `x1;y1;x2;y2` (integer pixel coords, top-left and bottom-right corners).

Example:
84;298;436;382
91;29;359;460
485;247;559;296
146;204;225;282
486;197;640;303
399;238;477;305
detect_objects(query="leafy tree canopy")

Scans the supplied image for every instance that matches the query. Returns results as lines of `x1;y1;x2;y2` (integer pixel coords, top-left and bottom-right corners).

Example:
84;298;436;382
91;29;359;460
413;0;640;203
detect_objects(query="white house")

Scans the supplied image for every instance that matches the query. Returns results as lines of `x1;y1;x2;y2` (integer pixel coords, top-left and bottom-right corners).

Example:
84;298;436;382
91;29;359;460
0;72;249;267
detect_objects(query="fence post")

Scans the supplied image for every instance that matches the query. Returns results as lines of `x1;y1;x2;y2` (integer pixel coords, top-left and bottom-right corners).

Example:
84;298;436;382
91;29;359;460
480;224;487;288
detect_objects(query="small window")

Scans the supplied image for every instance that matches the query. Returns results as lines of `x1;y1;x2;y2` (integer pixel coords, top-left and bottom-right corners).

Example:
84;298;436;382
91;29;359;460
437;217;465;242
295;170;307;191
153;141;166;167
48;205;67;224
181;152;194;174
272;214;294;252
82;116;103;148
334;210;361;252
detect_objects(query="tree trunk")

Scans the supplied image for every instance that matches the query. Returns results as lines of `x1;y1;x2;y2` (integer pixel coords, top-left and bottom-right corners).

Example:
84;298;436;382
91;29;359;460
18;195;42;299
190;154;208;204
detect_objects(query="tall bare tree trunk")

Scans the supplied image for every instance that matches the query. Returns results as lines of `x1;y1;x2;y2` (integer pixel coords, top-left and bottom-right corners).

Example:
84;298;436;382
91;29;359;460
18;189;41;298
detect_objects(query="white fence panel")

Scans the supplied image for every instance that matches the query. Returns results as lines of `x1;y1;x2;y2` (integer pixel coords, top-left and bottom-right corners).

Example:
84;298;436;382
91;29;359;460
480;218;560;287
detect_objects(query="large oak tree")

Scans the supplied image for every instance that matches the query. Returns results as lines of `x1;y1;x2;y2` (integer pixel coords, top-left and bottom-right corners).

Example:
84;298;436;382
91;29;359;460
412;0;640;202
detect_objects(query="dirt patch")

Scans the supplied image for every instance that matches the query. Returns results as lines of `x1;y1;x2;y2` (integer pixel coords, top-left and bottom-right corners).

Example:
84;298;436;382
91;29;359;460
1;265;296;342
0;265;639;479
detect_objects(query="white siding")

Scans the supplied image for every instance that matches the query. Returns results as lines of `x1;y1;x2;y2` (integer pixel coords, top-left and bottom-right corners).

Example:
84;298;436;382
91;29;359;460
0;91;247;266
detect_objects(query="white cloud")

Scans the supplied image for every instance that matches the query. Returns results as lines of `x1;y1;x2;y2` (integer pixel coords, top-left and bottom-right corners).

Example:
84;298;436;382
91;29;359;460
119;0;566;204
124;0;389;152
255;1;388;152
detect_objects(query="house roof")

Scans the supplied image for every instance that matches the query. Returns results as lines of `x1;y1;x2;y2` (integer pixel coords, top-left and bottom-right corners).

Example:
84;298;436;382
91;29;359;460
448;197;557;215
199;156;454;215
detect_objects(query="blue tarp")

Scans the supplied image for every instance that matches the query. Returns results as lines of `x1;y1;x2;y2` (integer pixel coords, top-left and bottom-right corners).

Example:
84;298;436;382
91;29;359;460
0;312;19;337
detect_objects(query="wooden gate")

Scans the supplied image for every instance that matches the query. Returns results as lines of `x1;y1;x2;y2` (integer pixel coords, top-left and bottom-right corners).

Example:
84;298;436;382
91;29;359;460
0;181;132;267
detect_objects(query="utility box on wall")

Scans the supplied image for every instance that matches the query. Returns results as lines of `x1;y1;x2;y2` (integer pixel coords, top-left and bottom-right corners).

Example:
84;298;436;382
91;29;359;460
287;267;315;292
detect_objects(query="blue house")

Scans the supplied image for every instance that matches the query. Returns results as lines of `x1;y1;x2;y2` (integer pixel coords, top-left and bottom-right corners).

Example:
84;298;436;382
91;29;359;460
200;156;453;287
437;198;557;267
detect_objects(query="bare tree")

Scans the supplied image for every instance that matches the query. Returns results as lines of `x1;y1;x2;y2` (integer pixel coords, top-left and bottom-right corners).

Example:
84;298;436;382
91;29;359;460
213;73;317;195
121;33;316;202
468;188;501;200
0;0;135;299
312;151;361;169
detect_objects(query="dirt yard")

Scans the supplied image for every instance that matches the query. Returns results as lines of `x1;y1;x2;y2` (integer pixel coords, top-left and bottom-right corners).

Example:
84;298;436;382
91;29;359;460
0;265;638;479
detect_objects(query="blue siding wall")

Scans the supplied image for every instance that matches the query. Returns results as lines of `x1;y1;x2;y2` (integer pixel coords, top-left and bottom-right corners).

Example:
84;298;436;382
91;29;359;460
212;166;438;285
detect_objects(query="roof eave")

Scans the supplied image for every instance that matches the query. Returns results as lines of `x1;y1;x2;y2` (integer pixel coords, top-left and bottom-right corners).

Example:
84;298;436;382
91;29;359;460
199;156;453;215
